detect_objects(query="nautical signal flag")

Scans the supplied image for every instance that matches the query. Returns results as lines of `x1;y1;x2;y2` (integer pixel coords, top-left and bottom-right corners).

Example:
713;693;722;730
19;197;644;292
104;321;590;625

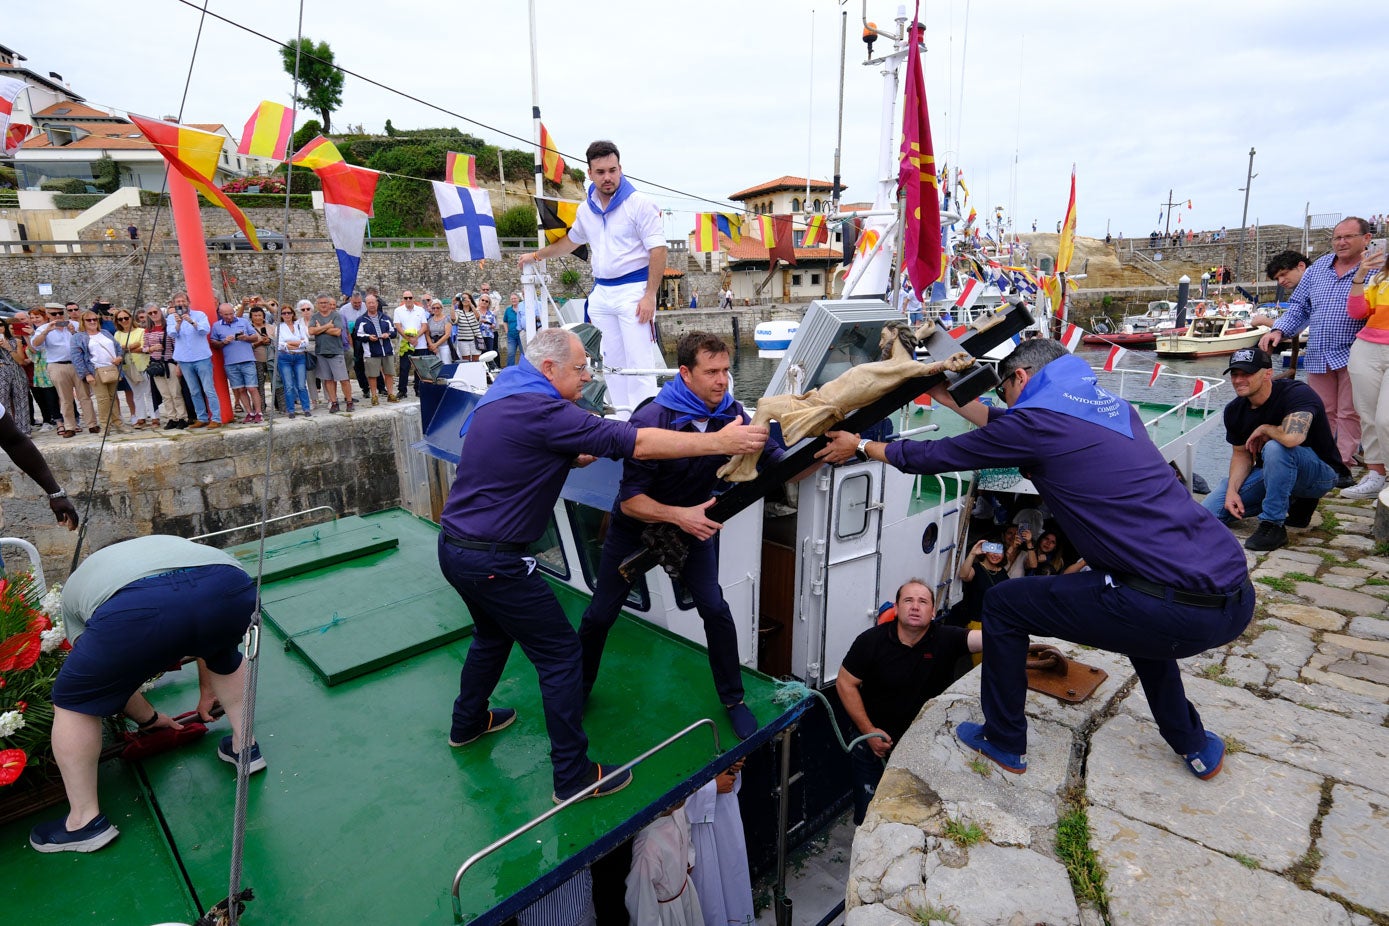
693;214;722;253
316;162;379;296
0;76;27;157
535;197;589;261
446;151;478;188
237;101;294;161
803;214;827;247
954;276;981;311
3;123;31;158
432;181;499;262
1056;165;1077;274
539;123;566;185
291;135;344;170
1149;362;1166;387
1192;378;1208;397
1103;345;1127;372
897;7;942;301
1061;323;1084;352
750;215;777;248
854;227;881;262
128;113;261;249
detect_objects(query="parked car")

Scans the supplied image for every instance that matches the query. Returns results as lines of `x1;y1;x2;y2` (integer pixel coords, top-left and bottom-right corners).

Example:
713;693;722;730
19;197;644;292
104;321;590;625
206;230;289;251
0;296;31;319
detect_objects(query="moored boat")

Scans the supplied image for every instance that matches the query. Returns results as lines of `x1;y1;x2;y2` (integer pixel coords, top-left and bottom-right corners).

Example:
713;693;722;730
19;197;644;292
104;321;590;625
1154;315;1269;358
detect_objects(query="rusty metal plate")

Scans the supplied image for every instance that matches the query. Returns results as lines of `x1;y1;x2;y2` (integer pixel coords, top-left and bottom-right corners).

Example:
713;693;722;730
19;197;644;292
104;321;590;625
1026;647;1109;703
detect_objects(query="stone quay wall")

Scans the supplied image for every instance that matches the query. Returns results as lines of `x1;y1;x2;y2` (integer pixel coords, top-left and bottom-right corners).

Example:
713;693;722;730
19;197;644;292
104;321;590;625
0;406;427;583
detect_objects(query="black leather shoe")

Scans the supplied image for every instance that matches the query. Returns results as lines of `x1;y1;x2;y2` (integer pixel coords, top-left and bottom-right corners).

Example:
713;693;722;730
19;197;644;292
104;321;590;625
1244;521;1288;552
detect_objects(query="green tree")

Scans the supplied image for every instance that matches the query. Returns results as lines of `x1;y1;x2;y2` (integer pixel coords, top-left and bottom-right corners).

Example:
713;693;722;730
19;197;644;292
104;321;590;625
384;118;395;137
495;204;538;241
281;38;345;132
292;118;322;152
91;155;120;193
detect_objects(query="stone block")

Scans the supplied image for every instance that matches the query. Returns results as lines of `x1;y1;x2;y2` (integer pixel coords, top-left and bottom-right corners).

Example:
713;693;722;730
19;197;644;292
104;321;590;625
866;768;945;830
1322;633;1389;659
1315;782;1389;915
1088;713;1321;869
1123;676;1389;793
1347;616;1389;642
920;843;1080;926
1222;654;1270;687
1329;534;1378;553
1294;582;1389;616
1304;655;1389;700
1090;806;1366;926
942;799;1032;847
1327;567;1372;579
1265;602;1346;631
1268;679;1389;725
1243;626;1317;681
849;821;925;906
1322;573;1367;590
887;697;1070;829
845;905;916;926
1266;549;1329;568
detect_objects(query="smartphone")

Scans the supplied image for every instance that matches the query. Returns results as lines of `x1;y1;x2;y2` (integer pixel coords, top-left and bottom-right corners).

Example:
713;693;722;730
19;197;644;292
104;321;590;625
981;542;1004;555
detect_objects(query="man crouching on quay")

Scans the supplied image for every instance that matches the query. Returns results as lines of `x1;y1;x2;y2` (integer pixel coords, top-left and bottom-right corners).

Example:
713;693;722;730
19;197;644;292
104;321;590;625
438;327;770;805
817;338;1253;781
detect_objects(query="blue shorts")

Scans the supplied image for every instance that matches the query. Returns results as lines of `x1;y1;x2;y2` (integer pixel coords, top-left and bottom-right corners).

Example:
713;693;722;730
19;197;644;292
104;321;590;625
225;361;257;389
51;565;256;716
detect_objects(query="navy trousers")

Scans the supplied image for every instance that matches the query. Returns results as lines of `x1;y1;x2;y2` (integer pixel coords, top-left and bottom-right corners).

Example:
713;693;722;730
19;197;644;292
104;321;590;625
577;518;745;707
438;537;591;794
980;571;1253;756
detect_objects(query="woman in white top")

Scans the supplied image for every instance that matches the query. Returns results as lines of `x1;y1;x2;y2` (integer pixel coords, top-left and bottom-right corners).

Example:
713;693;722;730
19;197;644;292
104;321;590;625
276;303;312;417
73;311;127;433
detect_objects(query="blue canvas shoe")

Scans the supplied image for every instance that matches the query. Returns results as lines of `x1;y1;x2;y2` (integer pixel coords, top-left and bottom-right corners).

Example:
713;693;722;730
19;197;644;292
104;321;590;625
1182;731;1225;780
30;814;119;853
449;707;517;747
217;735;267;774
552;763;633;804
957;721;1027;774
726;702;758;741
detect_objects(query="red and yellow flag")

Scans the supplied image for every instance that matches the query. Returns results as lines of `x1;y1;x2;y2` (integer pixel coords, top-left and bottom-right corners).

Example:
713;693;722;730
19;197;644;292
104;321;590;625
897;7;942;301
1056;165;1077;273
446;151;478;188
237;101;294;161
128;113;260;249
291;135;344;170
539;123;566;185
803;214;827;247
693;213;721;253
750;215;777;249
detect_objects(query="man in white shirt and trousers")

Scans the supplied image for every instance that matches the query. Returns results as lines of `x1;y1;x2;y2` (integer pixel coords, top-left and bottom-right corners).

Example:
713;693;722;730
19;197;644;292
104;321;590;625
519;139;667;417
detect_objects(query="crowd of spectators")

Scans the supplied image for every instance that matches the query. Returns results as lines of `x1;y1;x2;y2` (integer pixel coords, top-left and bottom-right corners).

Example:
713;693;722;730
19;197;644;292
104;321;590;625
3;285;519;436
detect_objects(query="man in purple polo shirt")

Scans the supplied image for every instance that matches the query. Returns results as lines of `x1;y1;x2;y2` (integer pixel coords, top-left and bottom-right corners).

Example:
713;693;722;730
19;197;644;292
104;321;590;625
438;327;768;804
818;338;1253;782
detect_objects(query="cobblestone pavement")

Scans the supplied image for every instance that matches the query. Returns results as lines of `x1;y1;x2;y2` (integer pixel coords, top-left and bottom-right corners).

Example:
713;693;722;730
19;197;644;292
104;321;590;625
847;498;1389;926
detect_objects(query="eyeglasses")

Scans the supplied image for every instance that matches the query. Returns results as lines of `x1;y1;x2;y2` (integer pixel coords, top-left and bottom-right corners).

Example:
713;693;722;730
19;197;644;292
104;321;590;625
993;366;1030;401
572;363;592;373
1333;234;1370;241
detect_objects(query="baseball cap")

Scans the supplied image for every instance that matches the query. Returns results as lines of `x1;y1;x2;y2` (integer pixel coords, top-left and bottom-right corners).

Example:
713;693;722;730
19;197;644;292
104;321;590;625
1224;348;1272;375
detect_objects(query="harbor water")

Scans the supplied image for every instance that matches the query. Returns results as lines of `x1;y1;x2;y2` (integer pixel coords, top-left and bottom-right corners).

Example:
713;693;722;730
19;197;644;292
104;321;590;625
729;341;1253;492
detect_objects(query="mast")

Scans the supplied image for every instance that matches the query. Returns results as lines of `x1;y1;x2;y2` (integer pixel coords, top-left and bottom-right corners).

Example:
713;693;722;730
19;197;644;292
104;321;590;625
523;0;545;339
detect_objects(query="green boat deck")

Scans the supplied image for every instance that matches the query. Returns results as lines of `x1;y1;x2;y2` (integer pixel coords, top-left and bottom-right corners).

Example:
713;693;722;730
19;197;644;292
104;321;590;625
3;509;806;925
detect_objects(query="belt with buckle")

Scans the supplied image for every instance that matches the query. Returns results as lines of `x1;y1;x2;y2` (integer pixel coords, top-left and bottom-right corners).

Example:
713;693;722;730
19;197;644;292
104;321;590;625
443;533;526;554
1113;573;1235;608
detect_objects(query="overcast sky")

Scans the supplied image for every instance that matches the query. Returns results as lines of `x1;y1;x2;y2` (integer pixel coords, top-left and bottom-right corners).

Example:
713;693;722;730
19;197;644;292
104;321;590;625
10;0;1389;242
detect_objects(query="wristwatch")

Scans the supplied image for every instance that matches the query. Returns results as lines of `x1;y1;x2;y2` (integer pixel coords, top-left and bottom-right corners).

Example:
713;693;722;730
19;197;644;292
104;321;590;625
47;488;67;500
855;438;872;461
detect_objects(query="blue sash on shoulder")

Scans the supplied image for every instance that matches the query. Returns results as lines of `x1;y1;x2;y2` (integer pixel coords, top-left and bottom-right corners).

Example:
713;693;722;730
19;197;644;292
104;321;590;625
653;375;737;428
586;177;636;223
459;355;561;436
1006;352;1133;438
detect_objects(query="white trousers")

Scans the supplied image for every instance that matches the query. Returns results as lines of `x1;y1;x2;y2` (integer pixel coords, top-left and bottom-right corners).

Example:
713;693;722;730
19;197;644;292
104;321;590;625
1349;338;1389;466
587;280;658;415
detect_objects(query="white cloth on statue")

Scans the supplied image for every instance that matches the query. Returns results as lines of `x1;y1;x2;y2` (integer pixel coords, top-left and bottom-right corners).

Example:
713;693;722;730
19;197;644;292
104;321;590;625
626;811;703;926
686;774;754;926
587;280;658;416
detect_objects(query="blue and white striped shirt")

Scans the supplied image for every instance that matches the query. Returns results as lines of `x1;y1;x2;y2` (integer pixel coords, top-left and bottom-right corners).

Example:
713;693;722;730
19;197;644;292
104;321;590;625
1273;252;1366;372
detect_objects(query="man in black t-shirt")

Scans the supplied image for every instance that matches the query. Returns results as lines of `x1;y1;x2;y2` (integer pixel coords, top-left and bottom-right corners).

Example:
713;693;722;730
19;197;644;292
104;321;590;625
837;579;981;824
1202;348;1348;552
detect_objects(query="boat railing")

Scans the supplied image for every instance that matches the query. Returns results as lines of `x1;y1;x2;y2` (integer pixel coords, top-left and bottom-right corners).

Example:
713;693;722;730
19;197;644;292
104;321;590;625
0;537;46;592
191;505;339;543
448;717;724;923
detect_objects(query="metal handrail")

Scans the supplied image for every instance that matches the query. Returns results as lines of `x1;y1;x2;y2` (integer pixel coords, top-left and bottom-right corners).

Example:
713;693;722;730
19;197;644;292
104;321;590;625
190;506;338;543
0;537;46;592
448;717;723;922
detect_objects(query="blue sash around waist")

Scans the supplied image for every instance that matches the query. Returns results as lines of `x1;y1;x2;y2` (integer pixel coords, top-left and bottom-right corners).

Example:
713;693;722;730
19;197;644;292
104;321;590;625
594;267;650;287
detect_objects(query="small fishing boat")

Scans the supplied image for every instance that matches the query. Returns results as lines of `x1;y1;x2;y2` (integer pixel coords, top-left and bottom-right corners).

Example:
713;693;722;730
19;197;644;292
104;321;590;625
1082;299;1187;346
1154;315;1269;359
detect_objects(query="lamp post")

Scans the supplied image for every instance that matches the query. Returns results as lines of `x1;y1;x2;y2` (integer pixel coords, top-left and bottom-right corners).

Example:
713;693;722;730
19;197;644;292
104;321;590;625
1234;147;1257;283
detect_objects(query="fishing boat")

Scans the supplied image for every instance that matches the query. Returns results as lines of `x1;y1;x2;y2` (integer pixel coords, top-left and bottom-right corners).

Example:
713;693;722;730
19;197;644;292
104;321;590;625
1154;314;1269;359
1082;299;1188;346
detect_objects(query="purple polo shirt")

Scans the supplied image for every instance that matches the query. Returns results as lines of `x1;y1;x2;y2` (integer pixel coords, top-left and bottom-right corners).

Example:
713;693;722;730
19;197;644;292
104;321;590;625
440;393;637;544
612;399;782;528
885;404;1248;594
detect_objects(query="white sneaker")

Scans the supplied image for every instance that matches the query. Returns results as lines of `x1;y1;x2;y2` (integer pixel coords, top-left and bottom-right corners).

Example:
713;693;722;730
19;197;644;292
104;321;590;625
1340;471;1387;500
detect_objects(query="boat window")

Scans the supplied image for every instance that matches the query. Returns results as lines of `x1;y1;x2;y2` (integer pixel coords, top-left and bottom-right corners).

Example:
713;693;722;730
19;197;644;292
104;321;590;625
526;515;569;579
836;473;872;539
921;522;939;554
564;501;650;610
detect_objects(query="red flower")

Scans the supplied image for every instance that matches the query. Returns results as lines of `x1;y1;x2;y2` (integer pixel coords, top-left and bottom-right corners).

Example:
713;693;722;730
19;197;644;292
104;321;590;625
16;700;26;712
0;632;42;672
0;748;27;786
60;639;72;652
0;578;9;598
27;613;52;633
0;677;5;688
